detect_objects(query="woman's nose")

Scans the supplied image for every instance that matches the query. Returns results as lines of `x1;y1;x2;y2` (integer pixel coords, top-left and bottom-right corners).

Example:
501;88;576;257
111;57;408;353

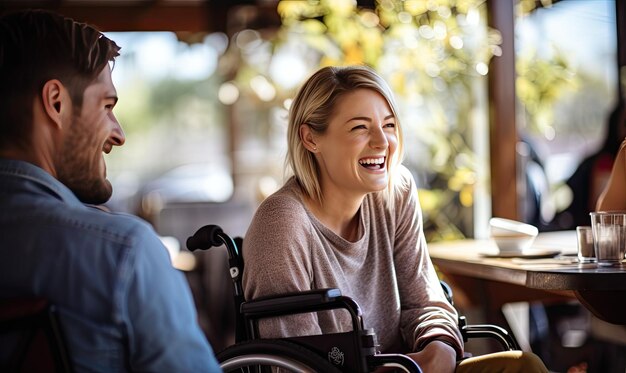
370;126;388;149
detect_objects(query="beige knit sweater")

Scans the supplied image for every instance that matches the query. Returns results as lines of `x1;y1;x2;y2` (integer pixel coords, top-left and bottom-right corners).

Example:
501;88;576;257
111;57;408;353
242;167;463;357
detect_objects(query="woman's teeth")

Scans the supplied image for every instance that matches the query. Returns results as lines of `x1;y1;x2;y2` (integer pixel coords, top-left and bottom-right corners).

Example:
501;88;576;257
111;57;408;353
359;157;385;169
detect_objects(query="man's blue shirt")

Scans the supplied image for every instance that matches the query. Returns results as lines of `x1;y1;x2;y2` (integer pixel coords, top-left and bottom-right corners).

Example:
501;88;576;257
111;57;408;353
0;159;221;372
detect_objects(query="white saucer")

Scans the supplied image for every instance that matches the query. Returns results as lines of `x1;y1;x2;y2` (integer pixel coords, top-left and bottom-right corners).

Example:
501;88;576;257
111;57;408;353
481;250;561;259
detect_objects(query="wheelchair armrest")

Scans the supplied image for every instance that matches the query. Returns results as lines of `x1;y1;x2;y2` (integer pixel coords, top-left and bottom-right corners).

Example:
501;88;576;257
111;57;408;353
241;288;343;313
459;316;520;351
368;353;422;373
241;288;364;332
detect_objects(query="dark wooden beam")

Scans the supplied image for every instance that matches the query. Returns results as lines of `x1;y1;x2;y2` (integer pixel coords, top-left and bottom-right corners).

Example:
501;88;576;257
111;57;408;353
0;1;230;33
486;0;518;220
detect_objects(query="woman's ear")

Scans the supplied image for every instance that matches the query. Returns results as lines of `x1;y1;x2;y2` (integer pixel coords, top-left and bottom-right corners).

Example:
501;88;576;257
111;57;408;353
41;79;69;130
300;124;318;153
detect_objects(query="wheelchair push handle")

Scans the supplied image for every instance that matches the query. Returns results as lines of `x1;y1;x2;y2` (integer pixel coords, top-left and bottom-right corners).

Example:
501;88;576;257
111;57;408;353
187;224;244;298
186;224;240;258
186;225;225;250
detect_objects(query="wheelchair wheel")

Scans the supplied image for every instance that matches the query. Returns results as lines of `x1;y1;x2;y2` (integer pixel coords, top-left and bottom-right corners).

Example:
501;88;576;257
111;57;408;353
218;339;343;372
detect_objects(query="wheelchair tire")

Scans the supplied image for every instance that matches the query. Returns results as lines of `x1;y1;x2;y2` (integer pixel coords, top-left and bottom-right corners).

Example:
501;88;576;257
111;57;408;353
218;339;344;372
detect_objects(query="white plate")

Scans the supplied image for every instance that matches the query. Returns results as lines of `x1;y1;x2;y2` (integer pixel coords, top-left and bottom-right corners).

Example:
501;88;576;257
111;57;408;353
481;250;561;259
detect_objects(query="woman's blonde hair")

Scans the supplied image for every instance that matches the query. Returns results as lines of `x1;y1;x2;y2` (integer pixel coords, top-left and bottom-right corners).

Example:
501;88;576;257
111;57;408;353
286;65;405;205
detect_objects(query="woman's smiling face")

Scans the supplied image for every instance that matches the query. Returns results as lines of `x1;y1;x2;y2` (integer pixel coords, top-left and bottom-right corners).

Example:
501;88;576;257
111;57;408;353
311;88;398;199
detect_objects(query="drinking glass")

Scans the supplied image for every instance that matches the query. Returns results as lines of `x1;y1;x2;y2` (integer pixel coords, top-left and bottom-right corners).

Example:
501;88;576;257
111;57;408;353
590;212;626;267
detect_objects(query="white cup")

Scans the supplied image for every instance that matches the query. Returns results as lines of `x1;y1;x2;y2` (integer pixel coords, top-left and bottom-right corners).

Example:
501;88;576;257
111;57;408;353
590;212;626;267
489;218;538;254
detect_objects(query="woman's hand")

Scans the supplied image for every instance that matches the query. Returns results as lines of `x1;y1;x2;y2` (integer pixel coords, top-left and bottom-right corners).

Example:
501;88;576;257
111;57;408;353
406;340;457;373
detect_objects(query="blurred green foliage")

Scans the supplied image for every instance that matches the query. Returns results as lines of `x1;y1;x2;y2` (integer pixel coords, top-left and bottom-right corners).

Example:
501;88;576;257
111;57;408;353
513;0;580;140
516;48;579;138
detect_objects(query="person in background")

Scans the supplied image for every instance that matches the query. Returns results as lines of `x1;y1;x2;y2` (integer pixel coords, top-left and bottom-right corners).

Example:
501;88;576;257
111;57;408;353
0;9;221;372
553;103;626;228
596;138;626;211
592;133;626;372
530;104;626;372
242;65;548;372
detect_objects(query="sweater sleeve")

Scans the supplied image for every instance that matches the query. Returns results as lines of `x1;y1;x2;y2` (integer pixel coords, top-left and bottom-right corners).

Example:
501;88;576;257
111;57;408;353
242;191;323;338
393;167;464;357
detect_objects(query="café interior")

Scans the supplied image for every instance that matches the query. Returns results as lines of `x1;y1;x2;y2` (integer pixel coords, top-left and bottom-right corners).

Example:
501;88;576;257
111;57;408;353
2;0;626;372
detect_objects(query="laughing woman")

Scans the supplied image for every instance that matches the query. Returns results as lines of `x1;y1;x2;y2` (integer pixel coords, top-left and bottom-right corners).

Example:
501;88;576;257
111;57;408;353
242;65;548;372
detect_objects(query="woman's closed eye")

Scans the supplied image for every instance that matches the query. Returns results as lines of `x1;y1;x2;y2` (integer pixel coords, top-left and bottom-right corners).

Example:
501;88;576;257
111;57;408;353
351;124;367;131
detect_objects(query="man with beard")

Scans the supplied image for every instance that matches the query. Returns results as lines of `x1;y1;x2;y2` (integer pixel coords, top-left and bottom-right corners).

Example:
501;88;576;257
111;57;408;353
0;9;221;372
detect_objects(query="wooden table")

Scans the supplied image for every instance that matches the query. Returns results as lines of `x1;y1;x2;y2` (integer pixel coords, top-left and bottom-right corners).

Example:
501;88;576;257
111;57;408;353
428;231;626;325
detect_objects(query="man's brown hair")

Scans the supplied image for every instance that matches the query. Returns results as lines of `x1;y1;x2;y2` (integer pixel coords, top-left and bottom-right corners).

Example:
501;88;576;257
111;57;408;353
0;9;120;147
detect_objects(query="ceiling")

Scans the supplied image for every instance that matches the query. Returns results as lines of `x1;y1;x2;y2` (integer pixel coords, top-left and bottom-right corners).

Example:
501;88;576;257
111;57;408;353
0;0;281;33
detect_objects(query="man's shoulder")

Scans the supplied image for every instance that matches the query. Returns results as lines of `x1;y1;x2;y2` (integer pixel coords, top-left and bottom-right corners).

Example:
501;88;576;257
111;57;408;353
15;202;159;249
63;207;157;245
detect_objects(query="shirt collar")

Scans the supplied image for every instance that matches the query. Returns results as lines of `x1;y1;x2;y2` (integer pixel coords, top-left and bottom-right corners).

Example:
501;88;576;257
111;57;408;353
0;159;84;207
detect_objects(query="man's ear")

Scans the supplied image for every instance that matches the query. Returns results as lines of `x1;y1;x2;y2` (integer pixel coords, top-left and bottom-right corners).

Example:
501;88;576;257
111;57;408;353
41;79;70;129
299;124;318;153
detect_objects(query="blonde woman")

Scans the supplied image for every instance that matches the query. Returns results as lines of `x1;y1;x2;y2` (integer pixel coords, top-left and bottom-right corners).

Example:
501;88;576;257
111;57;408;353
242;65;547;372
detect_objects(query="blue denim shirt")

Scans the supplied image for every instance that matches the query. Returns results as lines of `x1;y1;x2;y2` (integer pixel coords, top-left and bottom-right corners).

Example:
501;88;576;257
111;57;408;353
0;159;221;372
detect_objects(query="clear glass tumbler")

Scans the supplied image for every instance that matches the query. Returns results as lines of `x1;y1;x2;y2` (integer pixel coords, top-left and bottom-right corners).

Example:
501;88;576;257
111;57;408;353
576;226;596;263
590;212;626;267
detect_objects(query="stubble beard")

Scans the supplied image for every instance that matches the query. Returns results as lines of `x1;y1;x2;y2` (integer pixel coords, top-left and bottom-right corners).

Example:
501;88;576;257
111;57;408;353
56;116;113;205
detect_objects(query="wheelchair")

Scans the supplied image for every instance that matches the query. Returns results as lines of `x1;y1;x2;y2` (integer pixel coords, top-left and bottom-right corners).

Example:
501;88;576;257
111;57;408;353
0;298;73;372
187;224;519;372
